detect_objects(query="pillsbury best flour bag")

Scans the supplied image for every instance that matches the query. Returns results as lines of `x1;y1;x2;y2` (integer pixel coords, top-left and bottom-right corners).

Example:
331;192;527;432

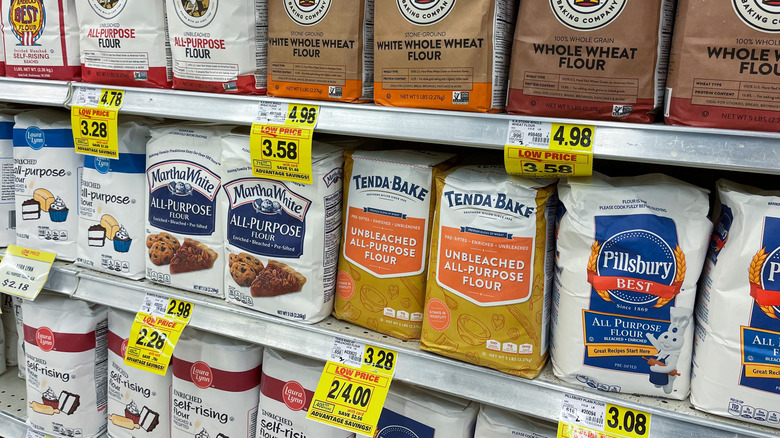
474;405;557;438
690;180;780;428
552;173;711;399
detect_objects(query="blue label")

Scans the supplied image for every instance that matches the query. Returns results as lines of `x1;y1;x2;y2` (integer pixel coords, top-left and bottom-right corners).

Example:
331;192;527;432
85;153;145;174
374;409;435;438
709;204;733;263
13;128;74;149
147;160;221;235
0;121;12;140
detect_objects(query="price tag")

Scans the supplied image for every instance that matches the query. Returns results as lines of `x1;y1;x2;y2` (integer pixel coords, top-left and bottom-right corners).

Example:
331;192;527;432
249;123;313;184
558;394;651;438
71;88;125;159
505;120;595;178
0;245;56;300
124;293;193;375
307;341;397;436
258;102;320;128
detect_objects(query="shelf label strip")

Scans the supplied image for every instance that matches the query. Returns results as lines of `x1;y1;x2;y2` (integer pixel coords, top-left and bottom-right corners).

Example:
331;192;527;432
558;393;651;438
505;120;595;178
71;88;125;159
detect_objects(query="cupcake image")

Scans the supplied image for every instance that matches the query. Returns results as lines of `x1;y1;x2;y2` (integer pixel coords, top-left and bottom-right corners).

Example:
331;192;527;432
48;197;69;222
113;225;132;253
42;388;58;409
125;400;141;424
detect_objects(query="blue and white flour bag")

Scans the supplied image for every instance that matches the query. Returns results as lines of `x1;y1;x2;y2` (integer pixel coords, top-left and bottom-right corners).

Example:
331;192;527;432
552;173;711;399
691;180;780;428
14;109;81;261
0;105;22;246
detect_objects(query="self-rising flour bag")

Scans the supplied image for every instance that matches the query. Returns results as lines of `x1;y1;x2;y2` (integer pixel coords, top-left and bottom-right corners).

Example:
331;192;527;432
374;0;516;112
14;109;81;261
146;125;230;296
13;295;24;378
334;150;455;340
1;294;18;367
0;107;18;246
474;405;557;438
107;308;171;438
267;0;373;102
257;348;355;438
23;294;108;438
507;0;674;123
665;0;780;131
552;173;711;399
421;166;556;378
171;328;263;438
78;119;151;279
1;0;80;80
690;180;780;428
165;0;267;94
75;0;172;88
223;135;344;323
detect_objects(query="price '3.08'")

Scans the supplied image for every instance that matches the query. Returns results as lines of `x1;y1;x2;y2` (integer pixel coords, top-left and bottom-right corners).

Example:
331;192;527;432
80;120;108;139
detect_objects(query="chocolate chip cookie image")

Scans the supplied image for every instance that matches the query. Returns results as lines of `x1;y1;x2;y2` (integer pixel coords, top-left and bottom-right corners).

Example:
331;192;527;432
147;232;180;251
230;262;259;287
149;241;176;266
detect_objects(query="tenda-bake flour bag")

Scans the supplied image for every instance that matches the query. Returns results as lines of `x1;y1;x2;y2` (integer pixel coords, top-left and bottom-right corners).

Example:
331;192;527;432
507;0;673;123
107;308;171;438
1;0;80;80
420;166;556;378
665;0;780;131
474;404;557;438
75;0;172;88
552;173;711;399
334;150;455;340
23;294;108;438
267;0;373;102
165;0;267;94
690;180;780;428
223;135;344;323
373;0;516;112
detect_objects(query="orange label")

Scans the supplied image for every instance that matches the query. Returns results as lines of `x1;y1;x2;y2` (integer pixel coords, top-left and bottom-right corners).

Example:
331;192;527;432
436;226;533;305
343;206;427;277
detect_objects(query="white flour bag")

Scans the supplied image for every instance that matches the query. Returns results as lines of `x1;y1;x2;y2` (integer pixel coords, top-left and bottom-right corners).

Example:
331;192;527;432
1;294;18;367
171;327;263;438
552;173;711;399
257;348;354;438
0;107;18;246
691;180;780;428
75;0;172;88
474;405;556;438
223;135;344;323
14;109;81;261
23;294;108;438
107;308;171;438
14;295;25;378
0;309;5;375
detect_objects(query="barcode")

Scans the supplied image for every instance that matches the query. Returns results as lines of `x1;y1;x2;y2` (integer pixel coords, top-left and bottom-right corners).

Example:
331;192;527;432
329;86;343;98
585;415;603;426
9;210;15;230
529;133;549;144
453;91;469;104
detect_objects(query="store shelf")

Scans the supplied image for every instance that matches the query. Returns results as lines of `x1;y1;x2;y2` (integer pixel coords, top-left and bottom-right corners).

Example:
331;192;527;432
0;78;71;107
0;367;29;438
30;264;779;438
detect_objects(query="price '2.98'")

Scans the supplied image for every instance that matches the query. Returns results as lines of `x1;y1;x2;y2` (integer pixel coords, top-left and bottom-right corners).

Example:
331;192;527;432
80;120;108;139
262;139;298;161
166;299;191;319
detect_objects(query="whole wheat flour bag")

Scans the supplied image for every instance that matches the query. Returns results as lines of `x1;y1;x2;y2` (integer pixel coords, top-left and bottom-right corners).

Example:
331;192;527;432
507;0;673;123
23;294;108;438
552;173;711;399
334;150;455;340
0;107;19;246
267;0;373;102
1;0;80;80
357;381;478;438
107;308;171;438
1;294;18;367
171;327;263;438
14;109;81;261
474;405;557;438
75;0;172;88
373;0;516;112
665;0;780;131
165;0;267;94
223;135;344;323
257;348;355;438
146;125;230;296
77;119;151;279
690;180;780;428
420;166;556;378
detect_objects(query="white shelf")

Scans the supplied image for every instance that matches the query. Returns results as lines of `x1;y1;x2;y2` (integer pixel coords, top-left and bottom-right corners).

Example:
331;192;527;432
0;367;28;438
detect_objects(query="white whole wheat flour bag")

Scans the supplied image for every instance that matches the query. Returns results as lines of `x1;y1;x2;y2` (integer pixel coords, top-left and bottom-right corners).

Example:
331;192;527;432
357;381;478;438
1;294;18;367
171;327;263;438
23;294;108;438
474;404;556;438
165;0;267;94
75;0;172;88
146;125;230;296
14;109;81;261
0;107;18;246
552;173;711;399
223;135;344;323
257;348;354;438
77;119;151;279
1;0;80;80
690;180;780;428
107;308;171;438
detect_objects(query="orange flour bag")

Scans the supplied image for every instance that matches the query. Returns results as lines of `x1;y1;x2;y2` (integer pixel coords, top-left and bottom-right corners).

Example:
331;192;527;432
373;0;516;112
421;166;556;378
267;0;373;102
334;150;455;340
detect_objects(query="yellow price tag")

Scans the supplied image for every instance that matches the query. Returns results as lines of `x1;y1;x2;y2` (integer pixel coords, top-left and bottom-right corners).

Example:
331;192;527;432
71;89;124;159
558;394;651;438
505;121;595;178
603;404;651;438
124;294;193;375
0;245;56;300
285;104;319;127
249;123;313;184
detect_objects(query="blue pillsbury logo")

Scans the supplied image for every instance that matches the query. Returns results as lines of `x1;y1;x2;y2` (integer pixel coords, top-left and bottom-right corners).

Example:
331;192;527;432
95;157;111;174
25;127;46;150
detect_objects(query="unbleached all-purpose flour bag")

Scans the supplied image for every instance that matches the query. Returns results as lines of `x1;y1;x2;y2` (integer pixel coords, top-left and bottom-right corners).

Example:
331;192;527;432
552;173;711;399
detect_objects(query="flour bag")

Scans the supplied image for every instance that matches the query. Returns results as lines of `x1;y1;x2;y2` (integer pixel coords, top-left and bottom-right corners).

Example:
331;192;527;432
474;404;556;438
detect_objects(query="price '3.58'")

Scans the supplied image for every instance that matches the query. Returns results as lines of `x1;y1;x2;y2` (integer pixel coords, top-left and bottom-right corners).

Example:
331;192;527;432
262;139;298;160
80;120;108;139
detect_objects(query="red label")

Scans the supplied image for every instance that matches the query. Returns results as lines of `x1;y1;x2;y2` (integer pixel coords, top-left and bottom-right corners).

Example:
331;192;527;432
282;381;307;411
190;361;213;389
121;339;129;358
36;327;54;352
